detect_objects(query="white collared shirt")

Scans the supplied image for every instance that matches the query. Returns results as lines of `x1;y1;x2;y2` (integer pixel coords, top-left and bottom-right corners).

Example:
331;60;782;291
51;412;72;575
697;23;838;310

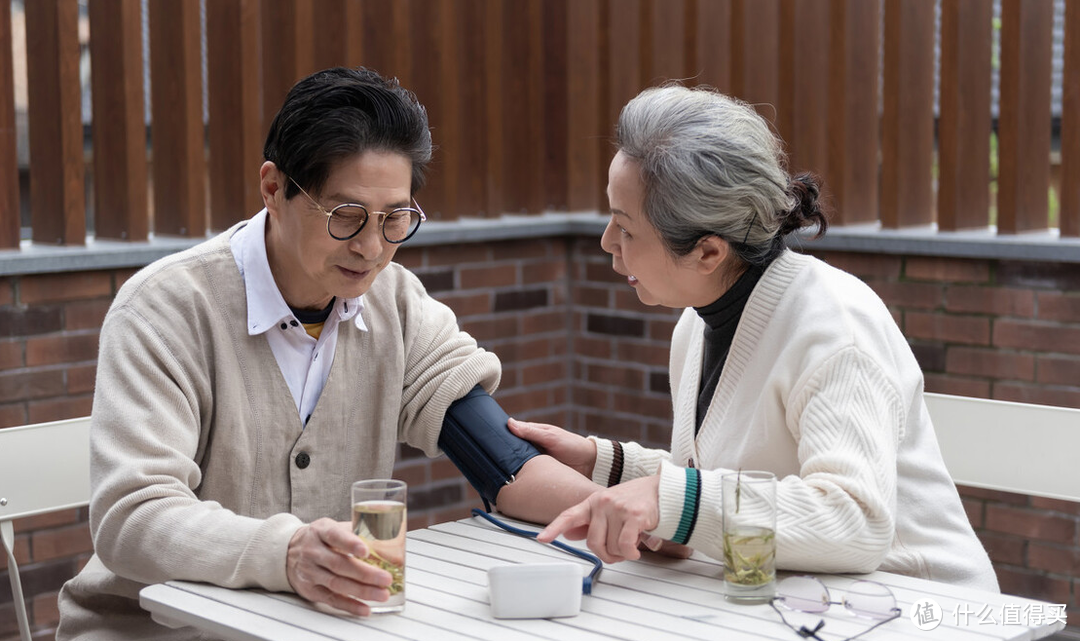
231;210;368;425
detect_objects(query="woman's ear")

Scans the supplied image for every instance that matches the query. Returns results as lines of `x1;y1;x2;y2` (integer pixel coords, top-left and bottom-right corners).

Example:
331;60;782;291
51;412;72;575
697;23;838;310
694;235;731;275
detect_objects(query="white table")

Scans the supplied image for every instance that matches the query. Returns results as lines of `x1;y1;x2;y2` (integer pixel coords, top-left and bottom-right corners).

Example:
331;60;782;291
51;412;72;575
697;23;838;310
140;514;1067;641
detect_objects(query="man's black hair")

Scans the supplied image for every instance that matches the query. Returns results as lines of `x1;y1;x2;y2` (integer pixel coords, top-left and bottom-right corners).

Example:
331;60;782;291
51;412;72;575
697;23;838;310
263;67;433;199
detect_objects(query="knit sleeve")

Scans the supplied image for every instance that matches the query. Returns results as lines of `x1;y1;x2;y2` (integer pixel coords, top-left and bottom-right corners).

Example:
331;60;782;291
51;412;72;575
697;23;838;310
651;346;904;574
590;437;671;486
395;271;502;457
90;306;302;593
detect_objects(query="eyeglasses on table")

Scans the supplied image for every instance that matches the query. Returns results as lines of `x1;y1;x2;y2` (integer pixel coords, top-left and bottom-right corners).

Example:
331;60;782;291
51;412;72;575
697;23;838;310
768;575;902;641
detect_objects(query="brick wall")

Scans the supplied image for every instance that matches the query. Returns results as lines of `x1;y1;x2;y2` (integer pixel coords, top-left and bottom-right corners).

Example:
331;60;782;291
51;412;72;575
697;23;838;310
2;237;1079;638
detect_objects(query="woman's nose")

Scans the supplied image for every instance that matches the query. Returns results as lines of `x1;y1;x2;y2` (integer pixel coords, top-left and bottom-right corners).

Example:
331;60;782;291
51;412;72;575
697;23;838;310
600;218;619;256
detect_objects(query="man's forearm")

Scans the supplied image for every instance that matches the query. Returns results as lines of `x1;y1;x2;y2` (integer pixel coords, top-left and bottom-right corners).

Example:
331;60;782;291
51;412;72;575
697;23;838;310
494;455;602;525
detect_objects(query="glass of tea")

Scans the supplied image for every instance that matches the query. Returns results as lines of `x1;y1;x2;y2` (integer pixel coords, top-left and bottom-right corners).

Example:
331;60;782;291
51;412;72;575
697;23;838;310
351;479;407;614
721;470;777;603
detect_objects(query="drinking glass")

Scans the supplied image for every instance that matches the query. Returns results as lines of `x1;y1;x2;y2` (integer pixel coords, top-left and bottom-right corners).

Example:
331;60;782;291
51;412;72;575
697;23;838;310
721;470;777;603
351;479;407;613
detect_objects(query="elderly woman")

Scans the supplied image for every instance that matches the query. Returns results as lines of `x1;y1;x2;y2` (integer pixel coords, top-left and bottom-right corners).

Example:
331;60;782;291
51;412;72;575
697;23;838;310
510;85;998;591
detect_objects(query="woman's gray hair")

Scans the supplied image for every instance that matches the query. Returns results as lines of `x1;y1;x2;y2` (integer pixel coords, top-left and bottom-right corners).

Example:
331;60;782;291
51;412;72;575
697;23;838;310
616;85;824;266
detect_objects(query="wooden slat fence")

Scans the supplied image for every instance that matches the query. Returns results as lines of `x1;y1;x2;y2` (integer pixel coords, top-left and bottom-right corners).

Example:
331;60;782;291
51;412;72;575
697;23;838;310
0;0;1075;250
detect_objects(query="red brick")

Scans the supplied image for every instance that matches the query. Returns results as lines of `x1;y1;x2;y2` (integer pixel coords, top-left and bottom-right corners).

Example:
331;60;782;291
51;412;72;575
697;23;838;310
1035;293;1080;323
905;256;991;283
868;281;943;310
520;311;564;335
585;363;644;388
644;422;675;448
962;497;984;528
0;278;12;306
611;391;672;420
944;286;1035;317
985;504;1076;543
649;319;678;341
573;285;612;308
993;320;1080;355
460;317;517;342
428;457;461;482
492;239;549;262
30;523;93;562
1029;543;1080;575
0;403;26;428
614;288;660;313
521;361;566;386
1031;497;1080;515
32;590;61;629
459;265;518;289
993;384;1080;411
996;567;1072;604
67;365;96;394
392;247;423;269
437;292;491;318
64;299;111;331
27;395;93;423
522;259;566;285
17;508;82;531
0;369;65;402
19;272;112;305
0;532;30;569
958;485;1030;506
813;251;902;279
495;388;552;416
923;374;991;398
1037;355;1080;387
584;261;626;284
0;339;23;369
577;409;646;442
427;244;492;267
574;337;612;359
976;531;1026;566
390;460;429;488
945;347;1035;380
573;385;612;411
26;333;100;367
113;267;141;291
905;312;991;345
616;341;669;367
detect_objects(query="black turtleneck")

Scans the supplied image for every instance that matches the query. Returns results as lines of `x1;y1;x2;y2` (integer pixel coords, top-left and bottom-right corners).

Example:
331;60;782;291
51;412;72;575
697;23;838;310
693;265;764;435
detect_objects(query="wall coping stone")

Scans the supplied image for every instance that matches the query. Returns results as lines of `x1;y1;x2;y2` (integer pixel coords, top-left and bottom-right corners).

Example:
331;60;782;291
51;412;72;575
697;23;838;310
2;214;1080;276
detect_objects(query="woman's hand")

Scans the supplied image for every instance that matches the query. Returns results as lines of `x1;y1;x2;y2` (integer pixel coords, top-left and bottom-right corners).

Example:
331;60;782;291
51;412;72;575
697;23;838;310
508;418;597;479
536;475;662;563
286;518;392;616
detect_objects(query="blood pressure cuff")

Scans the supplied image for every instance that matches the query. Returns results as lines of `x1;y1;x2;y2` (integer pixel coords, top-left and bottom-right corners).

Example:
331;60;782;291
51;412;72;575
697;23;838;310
438;384;541;512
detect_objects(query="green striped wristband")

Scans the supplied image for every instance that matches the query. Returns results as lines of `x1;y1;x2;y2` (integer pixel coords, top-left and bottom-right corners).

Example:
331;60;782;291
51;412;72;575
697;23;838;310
672;467;701;546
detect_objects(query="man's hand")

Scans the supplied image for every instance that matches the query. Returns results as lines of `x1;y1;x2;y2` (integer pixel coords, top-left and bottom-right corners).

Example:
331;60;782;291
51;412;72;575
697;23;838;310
507;418;597;479
536;475;662;564
286;518;392;616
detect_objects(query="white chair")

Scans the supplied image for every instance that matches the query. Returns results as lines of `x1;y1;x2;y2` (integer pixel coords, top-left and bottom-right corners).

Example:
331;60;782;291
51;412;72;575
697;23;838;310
925;392;1080;503
0;417;91;641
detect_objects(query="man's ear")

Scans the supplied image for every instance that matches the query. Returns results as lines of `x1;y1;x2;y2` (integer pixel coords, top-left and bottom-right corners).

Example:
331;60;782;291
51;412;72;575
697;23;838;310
694;235;731;275
260;161;283;214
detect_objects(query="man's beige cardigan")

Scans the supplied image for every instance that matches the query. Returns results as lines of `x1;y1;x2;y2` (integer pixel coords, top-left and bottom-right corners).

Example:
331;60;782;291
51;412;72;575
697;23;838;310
57;225;500;640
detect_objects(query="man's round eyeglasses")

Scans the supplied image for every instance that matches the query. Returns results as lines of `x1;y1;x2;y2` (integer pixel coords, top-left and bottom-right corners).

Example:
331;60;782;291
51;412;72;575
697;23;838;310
288;177;426;243
768;576;902;641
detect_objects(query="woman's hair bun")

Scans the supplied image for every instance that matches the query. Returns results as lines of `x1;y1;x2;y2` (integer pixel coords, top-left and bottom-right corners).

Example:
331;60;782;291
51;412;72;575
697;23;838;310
779;172;828;238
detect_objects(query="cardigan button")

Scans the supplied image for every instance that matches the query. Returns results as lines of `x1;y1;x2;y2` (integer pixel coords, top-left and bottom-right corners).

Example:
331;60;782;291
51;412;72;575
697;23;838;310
295;452;311;469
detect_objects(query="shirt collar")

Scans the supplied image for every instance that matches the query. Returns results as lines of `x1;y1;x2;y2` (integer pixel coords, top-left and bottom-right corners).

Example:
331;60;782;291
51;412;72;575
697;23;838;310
231;209;367;336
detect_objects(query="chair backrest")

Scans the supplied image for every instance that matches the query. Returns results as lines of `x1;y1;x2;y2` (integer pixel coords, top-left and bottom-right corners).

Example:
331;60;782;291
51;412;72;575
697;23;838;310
1;416;92;641
924;393;1080;503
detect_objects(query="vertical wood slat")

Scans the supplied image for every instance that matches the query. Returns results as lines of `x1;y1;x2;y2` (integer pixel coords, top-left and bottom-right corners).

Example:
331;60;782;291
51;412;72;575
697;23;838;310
689;0;731;94
1060;0;1080;237
542;0;569;211
567;0;601;212
730;0;779;123
407;0;456;218
261;0;316;128
0;0;20;248
483;0;503;217
604;0;643;187
500;0;545;214
880;0;935;228
149;0;205;237
312;0;363;71
641;0;687;86
89;0;148;241
997;0;1053;234
25;0;85;245
938;0;992;231
358;0;410;82
826;0;880;226
207;0;263;230
778;0;830;176
454;0;491;216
